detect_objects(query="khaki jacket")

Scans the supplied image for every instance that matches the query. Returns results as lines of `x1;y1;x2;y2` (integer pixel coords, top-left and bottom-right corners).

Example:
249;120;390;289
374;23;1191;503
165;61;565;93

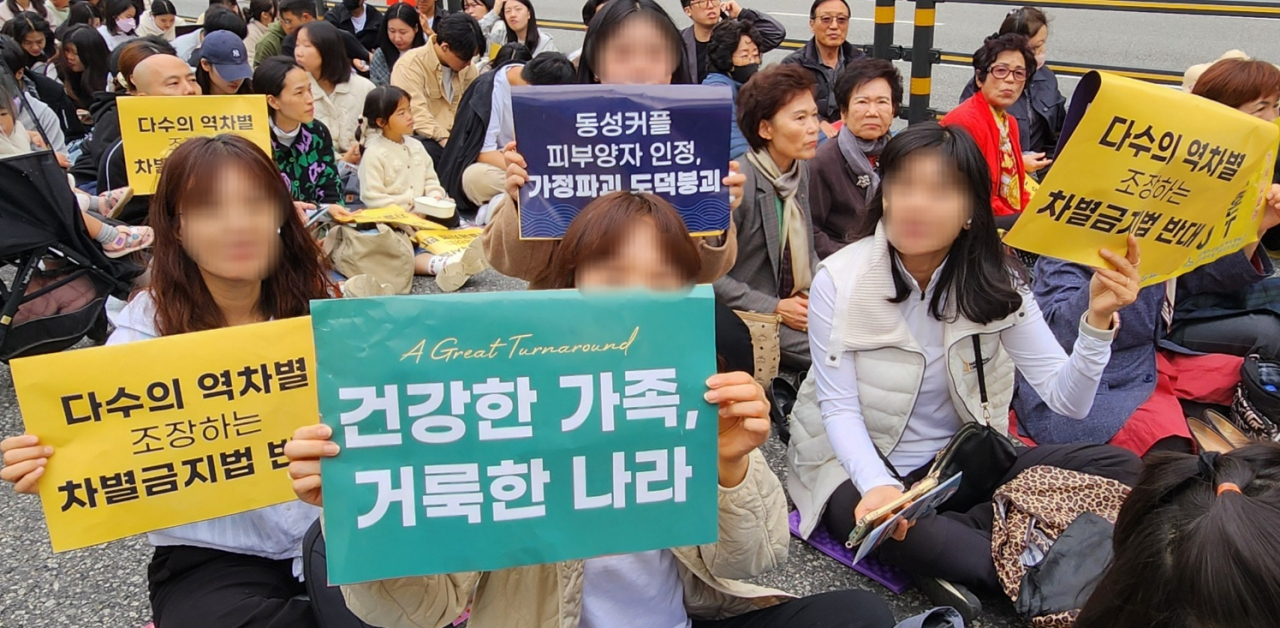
341;450;794;628
391;39;478;141
481;193;738;289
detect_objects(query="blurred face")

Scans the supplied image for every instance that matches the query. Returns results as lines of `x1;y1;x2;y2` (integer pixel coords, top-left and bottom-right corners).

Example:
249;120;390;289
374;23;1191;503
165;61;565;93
63;43;83;72
503;1;529;33
1239;94;1280;123
153;13;176;31
732;35;759;66
575;219;688;291
50;0;69;9
810;0;849;50
269;67;315;123
201;59;245;94
683;0;720;28
280;10;313;35
881;150;970;257
386;17;417;51
383;96;414;137
21;31;45;59
758;91;821;161
294;29;323;77
178;165;284;284
595;18;677;85
0;107;13;136
462;0;487;20
843;77;894;140
979;49;1027;111
1028;25;1047;68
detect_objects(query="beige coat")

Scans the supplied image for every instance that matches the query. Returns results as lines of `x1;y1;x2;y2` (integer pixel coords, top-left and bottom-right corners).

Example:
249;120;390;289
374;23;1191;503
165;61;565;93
310;73;376;158
244;20;270;67
359;130;447;209
390;39;478;142
480;193;739;289
341;450;794;628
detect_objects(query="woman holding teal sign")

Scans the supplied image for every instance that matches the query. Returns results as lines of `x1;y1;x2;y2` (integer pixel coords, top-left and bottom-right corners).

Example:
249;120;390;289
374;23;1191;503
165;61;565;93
0;135;366;628
287;190;898;628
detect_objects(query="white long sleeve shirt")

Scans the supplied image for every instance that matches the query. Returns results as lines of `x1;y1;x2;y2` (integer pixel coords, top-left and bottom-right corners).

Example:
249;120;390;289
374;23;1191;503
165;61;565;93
808;264;1114;494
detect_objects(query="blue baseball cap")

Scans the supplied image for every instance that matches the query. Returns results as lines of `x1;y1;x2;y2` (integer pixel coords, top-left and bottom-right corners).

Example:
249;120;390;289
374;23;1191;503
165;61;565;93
200;31;252;83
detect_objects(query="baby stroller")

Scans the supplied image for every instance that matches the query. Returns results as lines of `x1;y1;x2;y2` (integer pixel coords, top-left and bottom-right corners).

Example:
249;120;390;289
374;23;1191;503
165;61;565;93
0;132;141;362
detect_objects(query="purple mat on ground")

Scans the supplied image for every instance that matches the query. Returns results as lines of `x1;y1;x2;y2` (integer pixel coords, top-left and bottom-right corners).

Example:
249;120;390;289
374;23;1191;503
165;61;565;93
788;510;912;595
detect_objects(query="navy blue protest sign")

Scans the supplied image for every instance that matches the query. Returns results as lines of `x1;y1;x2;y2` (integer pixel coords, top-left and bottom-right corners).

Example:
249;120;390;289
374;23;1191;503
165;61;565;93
512;84;732;239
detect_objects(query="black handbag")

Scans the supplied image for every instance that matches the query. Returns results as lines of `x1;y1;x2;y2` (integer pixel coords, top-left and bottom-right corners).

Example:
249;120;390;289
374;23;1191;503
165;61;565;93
1231;354;1280;441
926;335;1019;513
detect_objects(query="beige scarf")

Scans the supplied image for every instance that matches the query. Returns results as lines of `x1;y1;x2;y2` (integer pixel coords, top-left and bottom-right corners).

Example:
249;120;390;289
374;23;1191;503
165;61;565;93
746;148;812;295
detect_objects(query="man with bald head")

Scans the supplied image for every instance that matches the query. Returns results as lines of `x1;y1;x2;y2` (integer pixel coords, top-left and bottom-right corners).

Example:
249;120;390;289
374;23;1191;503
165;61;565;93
97;53;202;224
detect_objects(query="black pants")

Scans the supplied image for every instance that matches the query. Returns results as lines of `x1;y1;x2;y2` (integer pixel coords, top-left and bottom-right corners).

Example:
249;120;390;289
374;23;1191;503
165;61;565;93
822;443;1142;593
1169;312;1280;360
692;590;895;628
148;527;373;628
411;134;446;163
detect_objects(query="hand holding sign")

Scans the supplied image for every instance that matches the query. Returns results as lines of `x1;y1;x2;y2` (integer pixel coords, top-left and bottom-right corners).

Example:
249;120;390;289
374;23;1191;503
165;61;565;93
285;423;338;507
0;434;53;494
1087;234;1142;330
708;372;770;488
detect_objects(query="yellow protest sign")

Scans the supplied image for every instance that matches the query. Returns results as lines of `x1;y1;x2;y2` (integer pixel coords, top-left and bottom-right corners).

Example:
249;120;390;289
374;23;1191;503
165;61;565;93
413;227;481;254
335;205;449;231
117;95;272;195
1004;72;1279;286
10;317;317;552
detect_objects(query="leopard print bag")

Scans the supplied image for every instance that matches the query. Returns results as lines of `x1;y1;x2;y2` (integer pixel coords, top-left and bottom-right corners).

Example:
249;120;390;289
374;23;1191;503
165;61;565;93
990;465;1130;628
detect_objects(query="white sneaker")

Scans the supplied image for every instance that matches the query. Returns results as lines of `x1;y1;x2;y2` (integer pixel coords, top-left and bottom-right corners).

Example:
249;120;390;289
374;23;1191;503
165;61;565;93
434;237;488;293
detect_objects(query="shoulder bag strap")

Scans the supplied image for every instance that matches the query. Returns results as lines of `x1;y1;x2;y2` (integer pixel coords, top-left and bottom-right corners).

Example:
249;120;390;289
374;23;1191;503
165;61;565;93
972;334;992;425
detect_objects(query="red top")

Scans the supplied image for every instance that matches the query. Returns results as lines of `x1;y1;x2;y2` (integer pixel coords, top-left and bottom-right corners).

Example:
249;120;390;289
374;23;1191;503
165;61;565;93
941;92;1030;216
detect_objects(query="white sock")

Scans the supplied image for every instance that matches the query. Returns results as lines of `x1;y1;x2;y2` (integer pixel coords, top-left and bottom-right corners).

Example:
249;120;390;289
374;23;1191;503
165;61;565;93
426;254;448;276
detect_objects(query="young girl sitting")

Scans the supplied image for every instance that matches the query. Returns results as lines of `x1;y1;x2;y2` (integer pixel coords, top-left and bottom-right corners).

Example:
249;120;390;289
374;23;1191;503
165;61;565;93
0;94;149;258
359;85;484;292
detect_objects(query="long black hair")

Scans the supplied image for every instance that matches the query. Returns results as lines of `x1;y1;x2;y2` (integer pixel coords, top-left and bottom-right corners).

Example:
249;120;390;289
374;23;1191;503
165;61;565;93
378;2;423;73
852;122;1024;324
1;12;54;65
502;0;540;54
4;0;45;19
1075;443;1280;628
298;21;351;85
576;0;686;85
54;25;107;108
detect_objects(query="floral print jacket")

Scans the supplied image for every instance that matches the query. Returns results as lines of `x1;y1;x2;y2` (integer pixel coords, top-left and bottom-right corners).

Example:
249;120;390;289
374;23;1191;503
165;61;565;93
273;120;343;206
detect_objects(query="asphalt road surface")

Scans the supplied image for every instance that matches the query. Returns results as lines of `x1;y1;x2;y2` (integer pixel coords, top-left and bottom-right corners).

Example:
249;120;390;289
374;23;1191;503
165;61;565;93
3;3;1280;625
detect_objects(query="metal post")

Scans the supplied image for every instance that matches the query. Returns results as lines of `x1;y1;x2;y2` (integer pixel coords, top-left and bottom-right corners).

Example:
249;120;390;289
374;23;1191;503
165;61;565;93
908;0;937;123
872;0;895;60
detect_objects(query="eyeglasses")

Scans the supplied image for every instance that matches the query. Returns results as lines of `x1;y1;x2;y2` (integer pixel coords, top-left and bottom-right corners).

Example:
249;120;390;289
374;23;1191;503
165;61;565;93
690;0;721;8
988;65;1027;82
816;15;849;26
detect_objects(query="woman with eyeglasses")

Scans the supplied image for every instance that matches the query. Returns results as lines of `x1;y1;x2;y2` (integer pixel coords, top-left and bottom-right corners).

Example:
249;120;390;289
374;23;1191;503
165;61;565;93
807;58;901;259
941;33;1035;218
960;7;1064;171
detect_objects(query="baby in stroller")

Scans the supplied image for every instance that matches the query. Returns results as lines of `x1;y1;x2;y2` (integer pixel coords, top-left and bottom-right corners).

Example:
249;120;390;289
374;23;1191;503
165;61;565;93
0;94;152;258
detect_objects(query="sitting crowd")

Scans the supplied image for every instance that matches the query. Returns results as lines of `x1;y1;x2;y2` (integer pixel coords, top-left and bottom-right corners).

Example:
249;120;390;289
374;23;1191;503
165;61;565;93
3;0;1280;627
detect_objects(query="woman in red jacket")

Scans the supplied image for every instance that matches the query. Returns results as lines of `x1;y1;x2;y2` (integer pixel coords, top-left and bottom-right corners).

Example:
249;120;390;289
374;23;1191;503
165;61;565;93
942;33;1040;217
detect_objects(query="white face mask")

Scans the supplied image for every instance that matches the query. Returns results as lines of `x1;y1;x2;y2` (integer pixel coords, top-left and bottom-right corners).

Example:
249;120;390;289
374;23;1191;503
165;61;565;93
116;16;136;32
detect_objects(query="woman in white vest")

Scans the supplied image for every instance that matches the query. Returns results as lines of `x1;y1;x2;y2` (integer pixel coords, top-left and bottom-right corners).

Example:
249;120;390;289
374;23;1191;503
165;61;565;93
786;122;1145;619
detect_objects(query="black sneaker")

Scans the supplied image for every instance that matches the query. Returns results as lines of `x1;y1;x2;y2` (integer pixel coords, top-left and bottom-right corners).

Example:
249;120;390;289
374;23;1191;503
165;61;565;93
915;576;982;623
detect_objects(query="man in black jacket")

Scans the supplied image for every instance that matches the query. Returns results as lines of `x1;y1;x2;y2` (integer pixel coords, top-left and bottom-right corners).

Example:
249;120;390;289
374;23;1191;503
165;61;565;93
678;0;784;85
782;0;865;134
324;0;383;53
439;53;575;216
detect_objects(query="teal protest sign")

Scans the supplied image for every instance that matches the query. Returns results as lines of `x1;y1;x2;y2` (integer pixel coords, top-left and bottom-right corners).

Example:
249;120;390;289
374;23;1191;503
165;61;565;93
312;286;719;585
